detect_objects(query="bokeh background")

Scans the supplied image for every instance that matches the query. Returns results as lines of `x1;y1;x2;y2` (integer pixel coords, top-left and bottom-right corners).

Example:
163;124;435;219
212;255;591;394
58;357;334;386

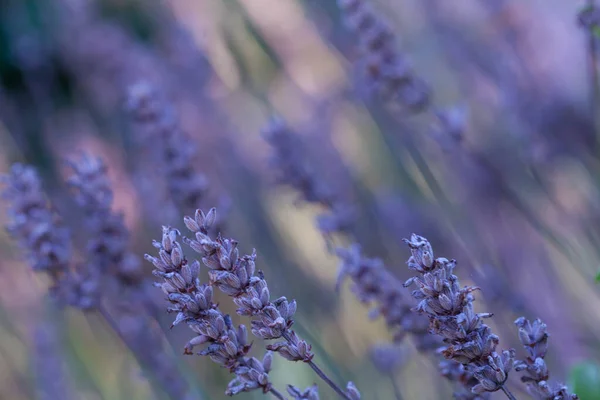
0;0;599;399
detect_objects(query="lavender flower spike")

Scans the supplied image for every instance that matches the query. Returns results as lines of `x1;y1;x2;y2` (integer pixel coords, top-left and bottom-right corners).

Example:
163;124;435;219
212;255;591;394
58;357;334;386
403;234;516;398
336;0;430;110
180;207;359;400
514;317;578;399
67;154;196;400
146;226;285;398
1;164;87;305
126;82;209;214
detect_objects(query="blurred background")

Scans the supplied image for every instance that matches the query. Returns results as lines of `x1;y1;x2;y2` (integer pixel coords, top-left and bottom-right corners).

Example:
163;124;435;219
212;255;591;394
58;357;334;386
0;0;599;399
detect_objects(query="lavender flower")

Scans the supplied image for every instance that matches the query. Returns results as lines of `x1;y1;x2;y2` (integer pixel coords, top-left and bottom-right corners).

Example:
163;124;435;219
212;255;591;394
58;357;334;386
262;117;355;238
126;82;209;214
514;317;578;399
403;234;516;398
2;163;71;278
1;163;90;306
66;155;144;284
336;0;430;110
173;207;359;399
66;154;196;400
66;155;144;304
145;225;283;397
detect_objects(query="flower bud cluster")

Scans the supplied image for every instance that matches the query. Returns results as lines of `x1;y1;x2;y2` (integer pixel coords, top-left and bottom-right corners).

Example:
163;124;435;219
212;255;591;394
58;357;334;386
181;208;314;363
403;234;515;395
146;223;277;395
514;317;578;399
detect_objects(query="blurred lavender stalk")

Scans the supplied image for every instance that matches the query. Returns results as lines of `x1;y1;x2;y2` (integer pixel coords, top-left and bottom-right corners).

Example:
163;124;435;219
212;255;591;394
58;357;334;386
126;82;229;232
2;162;197;400
126;83;208;214
32;300;73;400
66;154;198;400
403;234;516;398
336;0;430;111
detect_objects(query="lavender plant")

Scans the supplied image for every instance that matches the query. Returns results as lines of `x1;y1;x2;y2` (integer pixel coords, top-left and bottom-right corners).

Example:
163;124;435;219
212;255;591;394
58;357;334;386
402;234;579;399
66;154;195;399
0;1;593;399
336;0;430;110
403;234;516;398
264;116;476;397
65;155;141;307
1;163;88;307
262;116;355;239
147;207;360;400
126;82;208;212
145;225;283;398
2;161;195;400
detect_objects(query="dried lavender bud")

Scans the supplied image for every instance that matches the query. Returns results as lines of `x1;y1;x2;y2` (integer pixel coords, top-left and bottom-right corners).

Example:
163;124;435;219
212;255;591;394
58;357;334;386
337;0;430;110
147;226;278;396
345;382;361;400
288;384;320;400
181;208;306;348
267;330;313;362
180;207;361;399
440;360;490;400
403;234;515;396
514;317;578;399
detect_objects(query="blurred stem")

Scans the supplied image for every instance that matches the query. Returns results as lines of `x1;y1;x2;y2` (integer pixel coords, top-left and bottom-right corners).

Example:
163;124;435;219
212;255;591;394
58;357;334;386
97;304;177;400
390;375;404;400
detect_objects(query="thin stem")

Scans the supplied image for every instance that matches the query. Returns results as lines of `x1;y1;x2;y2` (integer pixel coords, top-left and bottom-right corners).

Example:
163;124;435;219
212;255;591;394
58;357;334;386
281;332;351;400
269;387;286;400
98;304;129;345
307;361;351;400
501;385;518;400
389;375;404;400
